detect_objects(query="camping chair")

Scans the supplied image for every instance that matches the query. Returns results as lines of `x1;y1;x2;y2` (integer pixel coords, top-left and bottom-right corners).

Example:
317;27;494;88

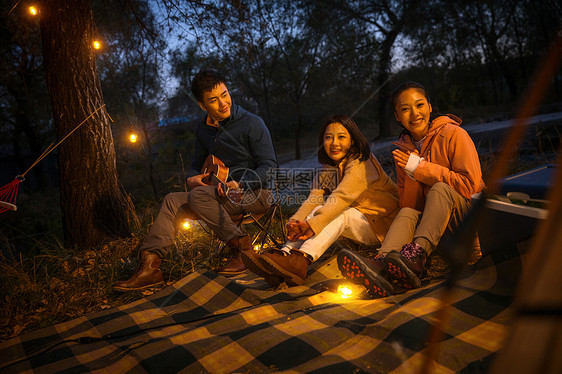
203;170;287;257
215;199;286;255
238;201;286;250
215;172;287;254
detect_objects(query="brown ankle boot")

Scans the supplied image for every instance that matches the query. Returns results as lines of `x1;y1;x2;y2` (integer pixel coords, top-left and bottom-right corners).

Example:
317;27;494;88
256;250;311;286
241;249;283;287
215;235;252;276
113;252;164;292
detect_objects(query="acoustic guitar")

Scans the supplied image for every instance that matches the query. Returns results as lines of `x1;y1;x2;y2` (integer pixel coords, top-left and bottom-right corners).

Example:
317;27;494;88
200;155;244;203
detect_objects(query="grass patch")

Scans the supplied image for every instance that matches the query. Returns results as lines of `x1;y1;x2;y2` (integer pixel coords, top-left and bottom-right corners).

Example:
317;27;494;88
0;205;291;341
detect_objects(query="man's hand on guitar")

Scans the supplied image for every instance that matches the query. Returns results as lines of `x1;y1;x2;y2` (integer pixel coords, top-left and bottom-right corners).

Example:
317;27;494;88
187;173;211;189
217;180;239;197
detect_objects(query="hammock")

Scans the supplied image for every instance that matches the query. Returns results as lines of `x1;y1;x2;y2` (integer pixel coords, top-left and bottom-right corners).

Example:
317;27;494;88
0;105;105;214
0;177;22;213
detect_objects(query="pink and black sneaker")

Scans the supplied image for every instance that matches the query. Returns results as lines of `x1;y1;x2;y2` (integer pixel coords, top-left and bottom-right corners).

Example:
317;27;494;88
337;249;394;299
385;242;427;289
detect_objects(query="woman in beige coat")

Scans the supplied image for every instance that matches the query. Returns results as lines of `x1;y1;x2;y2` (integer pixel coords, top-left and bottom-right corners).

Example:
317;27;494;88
242;114;399;286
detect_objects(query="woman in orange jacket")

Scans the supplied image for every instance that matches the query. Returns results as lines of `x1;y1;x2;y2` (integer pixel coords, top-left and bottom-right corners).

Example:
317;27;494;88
338;81;485;298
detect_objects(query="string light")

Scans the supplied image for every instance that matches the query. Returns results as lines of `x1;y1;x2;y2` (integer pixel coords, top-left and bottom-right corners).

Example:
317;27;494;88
93;40;102;50
337;285;353;299
182;220;191;230
28;6;38;16
129;133;138;143
253;245;260;251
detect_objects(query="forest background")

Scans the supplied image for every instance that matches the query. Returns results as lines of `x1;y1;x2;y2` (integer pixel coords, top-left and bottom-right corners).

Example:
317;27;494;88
1;0;561;260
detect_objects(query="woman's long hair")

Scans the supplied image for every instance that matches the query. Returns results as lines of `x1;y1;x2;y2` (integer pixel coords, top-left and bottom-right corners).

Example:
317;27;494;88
317;114;371;165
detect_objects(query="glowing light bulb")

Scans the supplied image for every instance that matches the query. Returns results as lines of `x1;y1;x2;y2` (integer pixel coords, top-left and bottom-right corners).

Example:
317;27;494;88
29;6;38;16
129;133;138;143
182;220;191;230
253;245;260;252
338;285;353;299
93;40;101;50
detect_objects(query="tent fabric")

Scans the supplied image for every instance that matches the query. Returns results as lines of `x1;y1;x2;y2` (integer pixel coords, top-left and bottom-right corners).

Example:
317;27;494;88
0;248;524;373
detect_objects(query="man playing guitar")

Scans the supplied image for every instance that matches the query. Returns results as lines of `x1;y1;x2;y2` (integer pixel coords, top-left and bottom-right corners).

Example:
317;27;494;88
113;70;277;292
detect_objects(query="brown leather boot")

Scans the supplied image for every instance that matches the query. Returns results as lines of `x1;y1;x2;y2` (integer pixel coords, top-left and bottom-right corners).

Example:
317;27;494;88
113;252;164;292
241;249;283;287
256;250;311;286
215;235;252;276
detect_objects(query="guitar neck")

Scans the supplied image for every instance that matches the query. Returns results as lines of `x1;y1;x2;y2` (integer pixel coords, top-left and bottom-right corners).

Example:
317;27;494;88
209;173;224;186
209;173;232;194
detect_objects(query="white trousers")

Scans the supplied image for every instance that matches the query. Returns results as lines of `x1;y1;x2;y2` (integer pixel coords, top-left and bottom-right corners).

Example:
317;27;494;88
282;206;380;261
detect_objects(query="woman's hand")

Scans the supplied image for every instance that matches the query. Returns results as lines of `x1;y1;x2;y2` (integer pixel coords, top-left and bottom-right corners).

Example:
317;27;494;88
286;220;301;241
296;220;315;241
286;220;315;241
392;149;418;170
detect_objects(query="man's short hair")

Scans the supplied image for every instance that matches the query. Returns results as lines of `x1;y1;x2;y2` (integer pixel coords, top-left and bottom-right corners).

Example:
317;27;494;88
191;70;228;102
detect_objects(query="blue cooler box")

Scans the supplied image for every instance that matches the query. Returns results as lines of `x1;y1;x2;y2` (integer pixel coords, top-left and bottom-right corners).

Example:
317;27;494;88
499;164;556;200
474;164;555;257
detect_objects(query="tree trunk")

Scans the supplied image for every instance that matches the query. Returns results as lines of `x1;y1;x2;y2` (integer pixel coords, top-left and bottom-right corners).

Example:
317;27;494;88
377;29;400;139
482;44;500;107
294;123;302;161
39;0;130;249
376;72;392;139
489;41;518;100
509;2;529;88
294;103;303;160
140;122;159;200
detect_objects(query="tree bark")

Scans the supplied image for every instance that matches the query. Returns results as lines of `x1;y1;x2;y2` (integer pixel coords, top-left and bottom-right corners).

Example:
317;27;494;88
39;0;130;249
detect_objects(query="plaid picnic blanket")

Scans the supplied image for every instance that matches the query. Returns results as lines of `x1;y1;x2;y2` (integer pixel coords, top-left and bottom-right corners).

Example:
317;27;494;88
0;247;524;373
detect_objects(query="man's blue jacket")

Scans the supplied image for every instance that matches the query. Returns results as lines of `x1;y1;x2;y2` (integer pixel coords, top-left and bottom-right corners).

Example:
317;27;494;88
187;103;278;191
